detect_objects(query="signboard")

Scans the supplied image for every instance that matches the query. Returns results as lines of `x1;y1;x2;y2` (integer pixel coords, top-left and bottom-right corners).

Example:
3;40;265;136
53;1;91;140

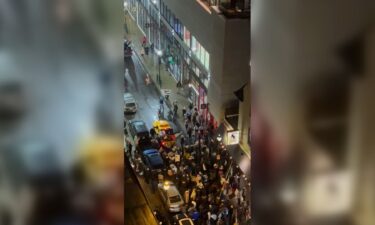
227;130;240;145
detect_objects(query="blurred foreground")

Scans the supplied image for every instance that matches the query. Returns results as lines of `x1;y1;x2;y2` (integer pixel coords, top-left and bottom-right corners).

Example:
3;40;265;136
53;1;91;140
0;0;122;225
252;1;375;225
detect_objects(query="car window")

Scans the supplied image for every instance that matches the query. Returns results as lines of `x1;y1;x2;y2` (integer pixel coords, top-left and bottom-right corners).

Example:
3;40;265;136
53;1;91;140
126;103;136;107
169;195;181;203
148;154;163;167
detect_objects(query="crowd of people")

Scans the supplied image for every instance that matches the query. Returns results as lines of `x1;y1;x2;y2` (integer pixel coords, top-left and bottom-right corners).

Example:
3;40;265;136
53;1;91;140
125;101;251;225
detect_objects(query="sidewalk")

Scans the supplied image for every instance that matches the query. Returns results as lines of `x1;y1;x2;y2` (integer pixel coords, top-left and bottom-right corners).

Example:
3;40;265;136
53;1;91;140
125;12;190;133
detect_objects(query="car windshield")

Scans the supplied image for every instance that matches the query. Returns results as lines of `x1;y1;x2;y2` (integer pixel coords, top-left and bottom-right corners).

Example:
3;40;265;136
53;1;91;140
169;195;181;203
126;103;136;107
149;154;163;165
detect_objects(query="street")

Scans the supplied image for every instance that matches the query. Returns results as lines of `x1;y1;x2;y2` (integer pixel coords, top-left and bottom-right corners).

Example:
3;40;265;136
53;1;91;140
124;55;181;134
124;54;180;225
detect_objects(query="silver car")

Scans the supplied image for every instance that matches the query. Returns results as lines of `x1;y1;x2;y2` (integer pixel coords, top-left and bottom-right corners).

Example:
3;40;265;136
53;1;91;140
124;93;137;113
159;181;184;213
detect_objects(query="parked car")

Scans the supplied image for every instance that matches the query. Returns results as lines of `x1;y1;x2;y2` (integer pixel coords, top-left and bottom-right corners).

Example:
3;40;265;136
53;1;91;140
152;120;176;148
124;93;137;114
173;213;195;225
158;181;184;213
128;120;150;141
141;149;164;172
135;136;160;153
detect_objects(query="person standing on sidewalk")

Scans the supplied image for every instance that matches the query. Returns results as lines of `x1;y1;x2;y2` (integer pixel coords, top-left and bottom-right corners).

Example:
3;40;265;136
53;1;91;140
176;80;182;94
144;44;149;55
141;36;147;47
189;102;194;111
144;74;151;85
126;141;133;156
150;42;154;54
180;135;185;148
173;101;178;116
187;127;193;145
182;106;187;119
159;96;164;112
140;47;145;56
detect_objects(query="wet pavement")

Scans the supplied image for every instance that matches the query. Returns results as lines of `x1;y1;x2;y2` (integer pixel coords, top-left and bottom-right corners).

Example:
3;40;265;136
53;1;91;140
124;54;181;225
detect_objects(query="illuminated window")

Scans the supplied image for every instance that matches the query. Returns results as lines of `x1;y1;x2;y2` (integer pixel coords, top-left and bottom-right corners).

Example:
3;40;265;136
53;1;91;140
204;51;210;70
191;36;198;53
184;27;191;48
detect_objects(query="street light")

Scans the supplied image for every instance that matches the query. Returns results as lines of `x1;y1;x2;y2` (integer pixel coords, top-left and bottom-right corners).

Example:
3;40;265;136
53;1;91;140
156;49;163;87
163;181;171;190
156;49;163;56
217;134;222;142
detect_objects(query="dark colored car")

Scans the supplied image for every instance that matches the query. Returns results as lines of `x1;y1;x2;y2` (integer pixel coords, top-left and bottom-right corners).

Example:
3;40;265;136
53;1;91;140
142;149;164;171
128;120;149;140
137;137;160;153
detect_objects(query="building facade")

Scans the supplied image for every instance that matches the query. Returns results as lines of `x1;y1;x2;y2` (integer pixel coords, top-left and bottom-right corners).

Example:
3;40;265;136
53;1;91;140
125;0;250;126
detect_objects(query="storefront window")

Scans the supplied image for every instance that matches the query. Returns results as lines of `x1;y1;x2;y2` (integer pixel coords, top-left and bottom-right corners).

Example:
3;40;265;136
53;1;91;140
195;66;200;77
169;12;174;26
204;51;210;69
184;27;191;48
191;36;198;53
199;46;205;65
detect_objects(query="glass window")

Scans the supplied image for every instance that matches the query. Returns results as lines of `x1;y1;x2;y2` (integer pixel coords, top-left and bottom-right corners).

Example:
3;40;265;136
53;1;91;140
195;65;200;76
199;46;204;64
170;13;175;28
174;18;181;37
191;36;198;54
184;27;191;48
165;9;169;22
205;51;210;69
170;13;174;27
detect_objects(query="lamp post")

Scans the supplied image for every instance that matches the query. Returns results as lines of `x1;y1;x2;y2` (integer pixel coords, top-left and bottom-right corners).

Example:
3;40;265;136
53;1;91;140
156;49;163;87
217;134;222;142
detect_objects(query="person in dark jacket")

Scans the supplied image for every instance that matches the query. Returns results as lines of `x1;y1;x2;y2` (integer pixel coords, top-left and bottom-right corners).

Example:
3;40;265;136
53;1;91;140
182;106;187;118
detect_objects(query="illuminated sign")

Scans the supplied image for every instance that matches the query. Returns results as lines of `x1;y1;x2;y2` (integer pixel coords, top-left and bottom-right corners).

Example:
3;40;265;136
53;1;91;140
227;130;240;145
